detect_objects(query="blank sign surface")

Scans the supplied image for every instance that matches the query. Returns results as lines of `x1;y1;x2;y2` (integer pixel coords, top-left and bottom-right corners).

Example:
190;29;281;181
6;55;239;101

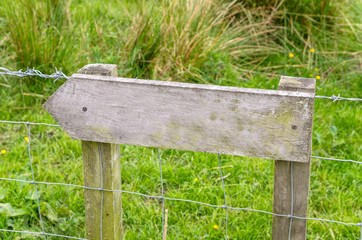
44;74;315;162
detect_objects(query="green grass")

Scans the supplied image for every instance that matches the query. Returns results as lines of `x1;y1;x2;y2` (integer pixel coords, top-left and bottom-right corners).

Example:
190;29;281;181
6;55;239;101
0;0;361;239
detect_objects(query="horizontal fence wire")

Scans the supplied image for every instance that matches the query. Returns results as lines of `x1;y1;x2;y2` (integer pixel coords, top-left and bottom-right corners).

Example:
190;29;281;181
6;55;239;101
310;156;362;164
0;229;87;240
0;176;360;227
1;66;362;102
0;120;61;127
1;120;361;239
0;177;361;226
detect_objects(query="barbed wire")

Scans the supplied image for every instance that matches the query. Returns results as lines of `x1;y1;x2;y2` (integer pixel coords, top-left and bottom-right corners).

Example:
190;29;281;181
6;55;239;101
1;66;361;102
315;94;362;102
0;67;69;81
0;120;361;239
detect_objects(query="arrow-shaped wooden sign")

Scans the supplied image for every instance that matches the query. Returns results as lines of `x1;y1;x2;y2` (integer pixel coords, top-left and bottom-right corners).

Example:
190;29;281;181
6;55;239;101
43;74;315;162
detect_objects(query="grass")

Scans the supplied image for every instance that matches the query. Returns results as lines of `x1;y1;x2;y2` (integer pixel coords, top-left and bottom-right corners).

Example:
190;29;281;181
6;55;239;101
0;0;361;239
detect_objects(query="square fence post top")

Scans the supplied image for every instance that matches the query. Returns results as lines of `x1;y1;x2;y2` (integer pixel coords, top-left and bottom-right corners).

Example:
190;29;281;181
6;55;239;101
78;64;118;76
279;76;316;93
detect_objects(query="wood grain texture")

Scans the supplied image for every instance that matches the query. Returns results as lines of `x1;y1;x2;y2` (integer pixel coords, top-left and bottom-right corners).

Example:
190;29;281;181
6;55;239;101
79;64;123;240
44;74;315;162
272;76;315;240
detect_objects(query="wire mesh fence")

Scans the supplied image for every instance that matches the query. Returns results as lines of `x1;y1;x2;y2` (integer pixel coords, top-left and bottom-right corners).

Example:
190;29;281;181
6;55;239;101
0;68;361;239
0;120;361;239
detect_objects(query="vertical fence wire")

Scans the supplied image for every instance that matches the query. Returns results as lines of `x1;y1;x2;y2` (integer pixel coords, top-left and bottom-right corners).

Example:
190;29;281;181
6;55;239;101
157;148;165;239
98;143;104;240
360;217;362;240
27;123;47;239
288;162;294;240
218;154;228;239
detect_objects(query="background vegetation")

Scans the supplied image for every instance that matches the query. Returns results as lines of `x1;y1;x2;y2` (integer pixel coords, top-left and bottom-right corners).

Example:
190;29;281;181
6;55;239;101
0;0;361;239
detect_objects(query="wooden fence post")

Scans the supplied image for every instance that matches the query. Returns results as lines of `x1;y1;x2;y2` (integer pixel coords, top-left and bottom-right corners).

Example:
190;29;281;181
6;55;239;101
272;76;316;240
78;64;123;240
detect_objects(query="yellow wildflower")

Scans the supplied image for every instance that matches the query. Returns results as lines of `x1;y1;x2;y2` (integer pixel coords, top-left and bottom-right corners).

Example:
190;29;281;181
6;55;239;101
315;68;319;71
194;178;198;182
213;225;218;230
1;149;6;154
288;53;294;58
310;48;315;53
309;74;313;77
24;137;29;142
316;76;321;80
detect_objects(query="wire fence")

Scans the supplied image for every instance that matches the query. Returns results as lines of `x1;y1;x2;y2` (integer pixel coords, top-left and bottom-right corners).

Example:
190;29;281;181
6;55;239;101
0;68;361;239
0;120;361;239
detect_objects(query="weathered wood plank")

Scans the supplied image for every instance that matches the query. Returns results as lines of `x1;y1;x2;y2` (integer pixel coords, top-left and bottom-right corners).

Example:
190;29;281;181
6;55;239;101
79;64;123;240
44;74;315;162
272;76;315;240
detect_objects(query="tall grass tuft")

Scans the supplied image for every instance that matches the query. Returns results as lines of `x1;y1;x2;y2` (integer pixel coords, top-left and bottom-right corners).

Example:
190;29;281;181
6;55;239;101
121;0;279;84
0;0;78;73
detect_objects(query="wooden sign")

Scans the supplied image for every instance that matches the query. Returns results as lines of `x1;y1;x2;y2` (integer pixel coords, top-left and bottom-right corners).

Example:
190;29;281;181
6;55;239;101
43;74;315;162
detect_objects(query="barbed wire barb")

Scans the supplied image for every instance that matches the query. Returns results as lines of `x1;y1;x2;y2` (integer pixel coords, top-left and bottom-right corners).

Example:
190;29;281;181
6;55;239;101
315;94;362;102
